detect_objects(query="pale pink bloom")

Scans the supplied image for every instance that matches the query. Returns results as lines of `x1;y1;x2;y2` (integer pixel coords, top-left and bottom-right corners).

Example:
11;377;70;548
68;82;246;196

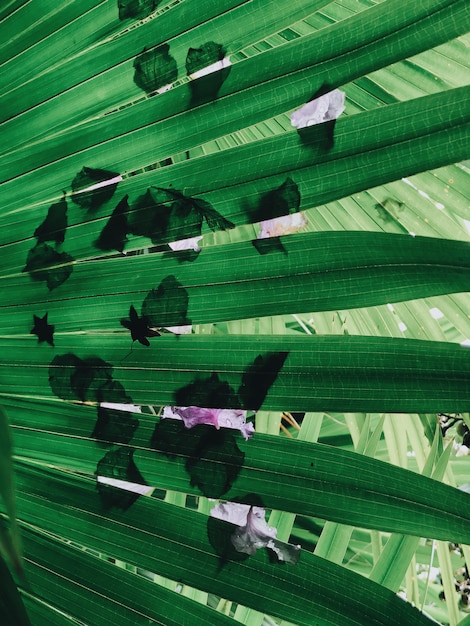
290;89;345;129
210;502;300;564
258;212;307;239
162;406;254;440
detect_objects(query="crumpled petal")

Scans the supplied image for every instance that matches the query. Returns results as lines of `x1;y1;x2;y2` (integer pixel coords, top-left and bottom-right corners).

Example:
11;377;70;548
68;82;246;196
164;325;193;334
258;212;308;239
168;236;203;251
290;89;345;129
211;502;300;564
162;406;254;440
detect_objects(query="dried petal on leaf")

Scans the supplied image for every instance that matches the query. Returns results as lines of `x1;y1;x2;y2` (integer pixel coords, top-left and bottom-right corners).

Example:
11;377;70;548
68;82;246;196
290;89;345;129
168;236;202;252
210;502;300;564
162;406;254;440
258;212;307;239
118;0;159;20
71;167;121;210
134;44;178;93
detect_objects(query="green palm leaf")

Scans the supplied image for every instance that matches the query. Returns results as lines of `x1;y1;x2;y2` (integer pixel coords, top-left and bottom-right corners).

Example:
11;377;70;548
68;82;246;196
1;1;469;625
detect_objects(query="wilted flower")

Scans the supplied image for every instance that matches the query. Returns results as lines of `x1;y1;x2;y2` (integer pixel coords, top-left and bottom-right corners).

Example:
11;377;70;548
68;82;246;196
210;501;300;564
258;212;307;239
163;325;192;334
168;236;203;252
162;406;255;440
290;89;345;129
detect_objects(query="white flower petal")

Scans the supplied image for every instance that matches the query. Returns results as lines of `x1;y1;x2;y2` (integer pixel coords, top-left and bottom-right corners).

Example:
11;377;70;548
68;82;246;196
168;236;203;251
290;89;345;129
258;212;307;239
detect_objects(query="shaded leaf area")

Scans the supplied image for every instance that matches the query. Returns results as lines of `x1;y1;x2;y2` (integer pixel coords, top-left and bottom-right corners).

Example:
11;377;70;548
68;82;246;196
151;420;244;498
48;353;139;445
238;352;289;411
96;447;147;510
161;247;200;263
34;193;67;245
186;41;231;106
120;304;160;346
49;354;112;402
94;194;129;253
10;230;470;331
118;0;159;21
71;166;120;210
207;514;250;565
133;44;177;93
0;553;31;626
251;177;301;223
21;526;237;626
30;313;54;346
252;237;287;256
5;334;466;413
2;1;468;218
10;463;436;626
121;186;233;252
142;275;191;327
23;243;74;291
91;406;139;445
174;351;287;411
10;411;470;544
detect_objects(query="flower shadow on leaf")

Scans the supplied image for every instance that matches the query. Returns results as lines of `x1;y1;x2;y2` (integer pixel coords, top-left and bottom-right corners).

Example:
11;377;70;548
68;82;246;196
142;275;191;328
23;242;74;291
118;0;159;21
151;420;245;498
133;44;178;93
96;447;147;510
71;167;121;211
